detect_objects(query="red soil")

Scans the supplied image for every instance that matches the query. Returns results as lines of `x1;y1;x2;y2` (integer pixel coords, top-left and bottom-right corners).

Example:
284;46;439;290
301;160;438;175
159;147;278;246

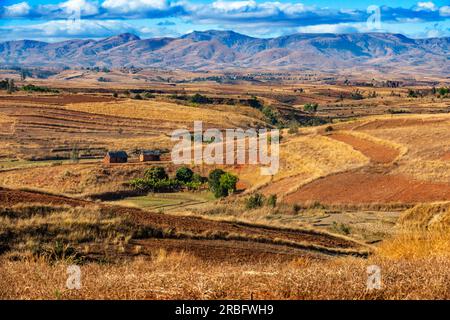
0;95;116;105
329;133;399;163
134;238;326;263
284;172;450;205
442;152;450;161
354;118;447;131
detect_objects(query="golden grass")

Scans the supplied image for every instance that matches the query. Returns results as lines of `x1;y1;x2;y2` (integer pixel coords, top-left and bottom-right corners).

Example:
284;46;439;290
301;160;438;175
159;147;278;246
0;204;133;255
63;100;264;129
0;113;12;124
397;202;450;231
0;163;146;195
2;250;450;299
392;160;450;183
1;201;450;299
278;134;369;180
251;134;370;198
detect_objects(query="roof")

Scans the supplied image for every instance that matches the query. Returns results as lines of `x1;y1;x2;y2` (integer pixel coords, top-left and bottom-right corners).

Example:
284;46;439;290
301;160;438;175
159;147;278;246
106;151;128;158
141;150;162;156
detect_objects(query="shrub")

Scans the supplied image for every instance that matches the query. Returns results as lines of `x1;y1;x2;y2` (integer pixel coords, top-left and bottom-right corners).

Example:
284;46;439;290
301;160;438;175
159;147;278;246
262;106;279;125
245;193;265;209
144;167;168;181
192;173;207;184
288;122;299;135
21;84;58;93
133;93;143;100
129;177;180;193
438;87;449;97
267;194;277;208
293;204;302;214
190;93;211;104
143;92;155;99
325;126;334;132
303;103;319;113
175;167;194;184
350;90;364;100
247;96;263;109
185;181;203;191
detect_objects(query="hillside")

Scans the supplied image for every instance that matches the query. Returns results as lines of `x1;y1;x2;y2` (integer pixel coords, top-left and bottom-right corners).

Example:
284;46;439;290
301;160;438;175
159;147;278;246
0;31;448;75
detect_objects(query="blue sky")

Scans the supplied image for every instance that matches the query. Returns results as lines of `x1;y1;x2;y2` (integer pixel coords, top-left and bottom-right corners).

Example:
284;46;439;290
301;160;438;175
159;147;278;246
0;0;449;41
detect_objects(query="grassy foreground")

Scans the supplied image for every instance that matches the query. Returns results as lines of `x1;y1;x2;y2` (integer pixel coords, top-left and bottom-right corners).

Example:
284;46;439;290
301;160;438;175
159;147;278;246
1;203;450;299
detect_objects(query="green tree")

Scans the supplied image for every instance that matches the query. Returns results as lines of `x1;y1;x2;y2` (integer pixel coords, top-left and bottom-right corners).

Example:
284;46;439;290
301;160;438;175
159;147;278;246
144;167;168;181
248;96;263;109
219;172;238;196
175;167;194;184
208;169;225;195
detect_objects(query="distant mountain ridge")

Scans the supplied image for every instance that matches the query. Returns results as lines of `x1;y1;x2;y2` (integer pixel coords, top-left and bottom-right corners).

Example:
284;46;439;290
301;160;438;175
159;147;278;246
0;30;448;74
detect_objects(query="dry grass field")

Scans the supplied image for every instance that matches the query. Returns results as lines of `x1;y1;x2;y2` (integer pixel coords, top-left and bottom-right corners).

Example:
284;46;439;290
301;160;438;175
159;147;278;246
0;70;449;300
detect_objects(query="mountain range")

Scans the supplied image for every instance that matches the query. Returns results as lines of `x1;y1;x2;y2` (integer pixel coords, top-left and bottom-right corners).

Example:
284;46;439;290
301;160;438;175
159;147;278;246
0;30;449;74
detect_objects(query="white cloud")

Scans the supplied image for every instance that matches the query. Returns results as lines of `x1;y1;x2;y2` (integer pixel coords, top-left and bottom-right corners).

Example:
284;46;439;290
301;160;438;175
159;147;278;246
59;0;99;16
102;0;169;13
212;1;256;12
415;2;437;11
297;23;364;34
3;2;31;17
0;19;139;41
439;6;450;17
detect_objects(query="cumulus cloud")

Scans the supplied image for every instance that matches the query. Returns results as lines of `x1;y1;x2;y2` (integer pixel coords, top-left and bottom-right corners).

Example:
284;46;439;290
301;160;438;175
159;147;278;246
297;23;364;34
415;2;438;11
0;19;140;41
2;1;31;17
440;6;450;17
102;0;169;13
59;0;100;16
0;0;449;40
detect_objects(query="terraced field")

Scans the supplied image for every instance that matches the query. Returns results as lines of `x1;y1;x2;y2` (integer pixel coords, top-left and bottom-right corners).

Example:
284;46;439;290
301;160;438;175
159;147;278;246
0;96;265;160
0;187;369;262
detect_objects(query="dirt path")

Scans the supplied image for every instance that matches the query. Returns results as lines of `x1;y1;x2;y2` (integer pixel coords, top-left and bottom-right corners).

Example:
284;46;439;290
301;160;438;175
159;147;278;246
329;133;399;164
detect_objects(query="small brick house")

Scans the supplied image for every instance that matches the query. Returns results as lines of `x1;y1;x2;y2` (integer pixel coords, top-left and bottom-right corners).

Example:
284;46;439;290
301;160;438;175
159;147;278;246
104;151;128;164
139;150;161;162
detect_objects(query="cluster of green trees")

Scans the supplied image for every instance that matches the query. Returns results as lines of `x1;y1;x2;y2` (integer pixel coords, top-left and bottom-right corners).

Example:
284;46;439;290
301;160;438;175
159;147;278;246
190;93;212;104
434;87;449;97
21;84;59;93
129;167;238;198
